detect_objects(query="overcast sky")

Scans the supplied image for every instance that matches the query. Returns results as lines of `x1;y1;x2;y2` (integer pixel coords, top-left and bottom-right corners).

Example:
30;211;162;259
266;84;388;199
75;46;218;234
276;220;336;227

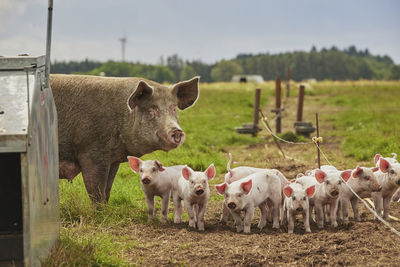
1;0;399;64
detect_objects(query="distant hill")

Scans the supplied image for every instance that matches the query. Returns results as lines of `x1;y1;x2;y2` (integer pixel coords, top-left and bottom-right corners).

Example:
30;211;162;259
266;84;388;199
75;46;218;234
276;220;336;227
51;46;400;82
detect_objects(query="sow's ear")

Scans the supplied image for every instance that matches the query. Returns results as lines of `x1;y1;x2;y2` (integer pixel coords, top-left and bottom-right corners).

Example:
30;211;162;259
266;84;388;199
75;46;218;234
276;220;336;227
127;80;154;111
172;76;200;110
127;156;142;172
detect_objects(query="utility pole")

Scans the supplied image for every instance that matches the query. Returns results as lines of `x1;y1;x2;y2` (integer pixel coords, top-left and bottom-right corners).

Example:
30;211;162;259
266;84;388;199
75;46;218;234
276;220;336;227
119;35;127;62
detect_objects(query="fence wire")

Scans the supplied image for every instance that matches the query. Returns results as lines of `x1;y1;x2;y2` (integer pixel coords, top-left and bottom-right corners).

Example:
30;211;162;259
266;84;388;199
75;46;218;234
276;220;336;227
258;111;400;237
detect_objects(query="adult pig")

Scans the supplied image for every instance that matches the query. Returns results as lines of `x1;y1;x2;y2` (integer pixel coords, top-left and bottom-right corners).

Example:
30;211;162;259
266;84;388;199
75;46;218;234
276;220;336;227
51;74;199;202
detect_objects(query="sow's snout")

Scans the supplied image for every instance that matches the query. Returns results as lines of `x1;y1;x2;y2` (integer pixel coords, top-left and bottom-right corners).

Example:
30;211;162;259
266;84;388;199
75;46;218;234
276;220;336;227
168;129;185;146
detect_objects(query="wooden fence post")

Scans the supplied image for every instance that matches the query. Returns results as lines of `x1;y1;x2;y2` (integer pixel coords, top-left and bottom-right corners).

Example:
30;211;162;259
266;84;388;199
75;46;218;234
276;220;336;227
297;85;305;122
286;68;291;97
275;78;282;133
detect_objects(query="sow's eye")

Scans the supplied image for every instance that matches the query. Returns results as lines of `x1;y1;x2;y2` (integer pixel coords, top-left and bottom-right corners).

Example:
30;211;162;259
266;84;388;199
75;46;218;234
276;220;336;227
170;105;177;116
152;167;156;172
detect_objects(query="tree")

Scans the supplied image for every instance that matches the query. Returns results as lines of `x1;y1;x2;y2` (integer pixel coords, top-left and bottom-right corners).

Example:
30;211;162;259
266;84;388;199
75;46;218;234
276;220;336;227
389;65;400;80
167;54;184;81
211;60;243;82
180;65;197;81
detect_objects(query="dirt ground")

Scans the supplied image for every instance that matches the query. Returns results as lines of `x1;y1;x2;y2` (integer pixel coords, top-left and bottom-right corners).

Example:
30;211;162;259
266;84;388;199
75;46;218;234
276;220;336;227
122;141;400;266
124;94;400;266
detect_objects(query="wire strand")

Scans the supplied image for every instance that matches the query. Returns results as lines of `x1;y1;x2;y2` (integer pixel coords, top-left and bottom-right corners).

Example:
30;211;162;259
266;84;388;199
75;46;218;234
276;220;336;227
258;112;400;237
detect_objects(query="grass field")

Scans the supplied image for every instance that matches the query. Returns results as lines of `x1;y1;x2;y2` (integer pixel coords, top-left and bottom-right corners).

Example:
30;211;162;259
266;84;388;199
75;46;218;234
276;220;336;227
45;80;400;266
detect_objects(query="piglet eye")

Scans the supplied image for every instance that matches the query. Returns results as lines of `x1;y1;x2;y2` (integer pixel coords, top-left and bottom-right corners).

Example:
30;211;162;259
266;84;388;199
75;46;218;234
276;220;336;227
238;193;242;197
139;168;143;172
292;196;296;200
191;181;195;184
326;181;330;185
338;180;342;185
303;197;306;200
152;167;156;172
390;170;395;175
365;176;370;180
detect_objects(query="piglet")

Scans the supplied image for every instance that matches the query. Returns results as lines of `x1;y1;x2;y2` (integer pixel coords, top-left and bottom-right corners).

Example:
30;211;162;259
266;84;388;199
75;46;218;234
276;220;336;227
338;166;381;222
220;153;288;224
282;182;316;233
296;168;342;228
172;164;215;231
127;156;184;223
216;170;282;233
370;154;400;219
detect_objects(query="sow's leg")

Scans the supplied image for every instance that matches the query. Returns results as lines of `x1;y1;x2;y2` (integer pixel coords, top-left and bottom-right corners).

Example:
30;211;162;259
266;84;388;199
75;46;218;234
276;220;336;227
105;162;120;202
79;155;110;203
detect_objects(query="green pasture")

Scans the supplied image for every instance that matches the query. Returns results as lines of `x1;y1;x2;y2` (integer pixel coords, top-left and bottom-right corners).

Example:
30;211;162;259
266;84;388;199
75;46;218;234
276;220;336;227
45;80;400;266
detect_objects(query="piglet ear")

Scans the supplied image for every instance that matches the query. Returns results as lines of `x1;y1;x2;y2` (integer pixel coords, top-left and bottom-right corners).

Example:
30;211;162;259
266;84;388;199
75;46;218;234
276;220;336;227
315;169;326;183
241;179;252;194
352;166;363;178
374;154;382;164
182;166;193;180
306;185;316;198
372;167;379;172
127;156;142;172
379;158;390;173
155;160;165;172
283;185;293;197
215;183;227;195
340;170;352;182
205;164;216;180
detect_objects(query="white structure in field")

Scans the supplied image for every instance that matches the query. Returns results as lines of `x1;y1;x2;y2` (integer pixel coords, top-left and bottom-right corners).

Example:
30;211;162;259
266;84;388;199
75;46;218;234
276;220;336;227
232;75;264;83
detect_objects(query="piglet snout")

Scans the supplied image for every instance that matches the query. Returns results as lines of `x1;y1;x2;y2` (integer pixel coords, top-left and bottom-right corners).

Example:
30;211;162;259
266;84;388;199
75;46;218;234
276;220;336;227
168;129;185;146
330;190;339;197
195;189;204;195
142;177;151;184
227;202;236;209
296;207;304;212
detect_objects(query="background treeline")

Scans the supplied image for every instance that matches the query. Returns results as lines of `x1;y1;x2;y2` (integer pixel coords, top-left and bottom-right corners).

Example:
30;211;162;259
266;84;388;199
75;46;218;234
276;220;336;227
52;46;400;83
